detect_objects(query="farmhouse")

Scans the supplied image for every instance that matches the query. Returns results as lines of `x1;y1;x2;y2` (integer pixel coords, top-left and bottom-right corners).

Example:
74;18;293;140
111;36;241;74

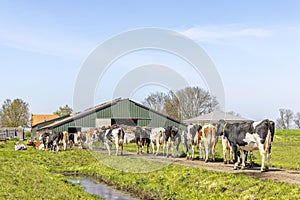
36;98;185;136
183;109;251;125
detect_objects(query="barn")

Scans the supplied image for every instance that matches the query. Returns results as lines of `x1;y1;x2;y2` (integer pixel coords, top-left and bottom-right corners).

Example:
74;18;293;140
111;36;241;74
36;98;185;135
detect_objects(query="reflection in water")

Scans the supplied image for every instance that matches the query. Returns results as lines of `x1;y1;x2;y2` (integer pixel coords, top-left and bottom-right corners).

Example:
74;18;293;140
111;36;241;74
68;176;135;200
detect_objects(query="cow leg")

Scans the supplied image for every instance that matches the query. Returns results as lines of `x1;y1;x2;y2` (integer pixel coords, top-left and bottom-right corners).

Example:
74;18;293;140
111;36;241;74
211;144;216;162
121;144;123;155
171;141;174;158
104;142;111;155
151;141;155;155
136;140;140;154
88;140;93;150
176;143;179;158
115;142;119;156
265;146;272;171
229;148;234;164
241;151;247;170
191;145;195;160
205;146;209;162
249;151;254;168
232;145;239;170
155;142;160;156
63;140;67;151
166;142;169;158
223;146;227;164
163;142;166;157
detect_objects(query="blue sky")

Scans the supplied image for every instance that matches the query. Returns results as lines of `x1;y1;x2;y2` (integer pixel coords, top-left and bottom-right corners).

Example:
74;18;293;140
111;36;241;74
1;1;300;121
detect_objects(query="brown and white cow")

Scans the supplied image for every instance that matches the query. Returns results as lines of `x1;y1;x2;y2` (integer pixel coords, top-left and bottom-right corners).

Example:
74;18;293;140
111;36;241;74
197;124;218;162
222;136;233;164
150;127;165;156
134;126;151;154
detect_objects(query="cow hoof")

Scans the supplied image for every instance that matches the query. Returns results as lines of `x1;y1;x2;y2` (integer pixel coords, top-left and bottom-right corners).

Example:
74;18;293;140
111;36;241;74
224;161;227;164
205;159;208;163
241;166;245;170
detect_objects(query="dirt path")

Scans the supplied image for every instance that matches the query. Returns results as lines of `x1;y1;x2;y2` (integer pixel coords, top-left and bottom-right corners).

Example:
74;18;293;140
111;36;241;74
118;151;300;186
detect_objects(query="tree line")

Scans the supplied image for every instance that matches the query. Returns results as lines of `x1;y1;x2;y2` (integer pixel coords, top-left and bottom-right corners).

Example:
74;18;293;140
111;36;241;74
0;98;72;128
143;86;218;121
276;108;300;129
1;94;299;130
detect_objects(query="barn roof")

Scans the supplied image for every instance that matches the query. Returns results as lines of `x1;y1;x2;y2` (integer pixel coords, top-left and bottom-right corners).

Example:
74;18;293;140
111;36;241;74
31;114;59;127
183;110;251;124
39;98;184;130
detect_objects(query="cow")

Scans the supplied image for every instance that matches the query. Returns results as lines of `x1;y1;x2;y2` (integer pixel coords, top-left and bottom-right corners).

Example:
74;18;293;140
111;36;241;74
27;140;44;150
182;124;202;160
47;132;63;152
68;132;76;148
62;131;68;150
15;142;27;151
150;127;166;156
216;119;275;172
39;132;50;150
197;124;218;162
248;120;275;169
222;136;233;164
168;129;182;158
120;125;136;144
164;126;179;158
134;126;151;154
95;126;125;156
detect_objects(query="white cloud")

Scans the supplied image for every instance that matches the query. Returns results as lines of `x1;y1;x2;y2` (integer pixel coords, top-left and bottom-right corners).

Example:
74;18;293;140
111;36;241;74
179;24;271;42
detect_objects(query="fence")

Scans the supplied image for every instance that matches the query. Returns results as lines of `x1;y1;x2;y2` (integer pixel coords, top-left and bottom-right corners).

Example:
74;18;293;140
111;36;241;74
0;128;24;140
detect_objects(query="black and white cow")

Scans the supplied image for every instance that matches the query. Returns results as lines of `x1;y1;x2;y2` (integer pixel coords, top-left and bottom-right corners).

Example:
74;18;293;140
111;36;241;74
164;126;179;158
47;132;63;152
216;119;275;172
39;132;50;150
182;124;202;160
134;126;151;154
100;127;125;156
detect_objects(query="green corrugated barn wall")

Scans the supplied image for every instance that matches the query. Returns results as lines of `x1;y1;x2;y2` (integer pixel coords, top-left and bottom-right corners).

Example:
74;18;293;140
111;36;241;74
53;99;185;132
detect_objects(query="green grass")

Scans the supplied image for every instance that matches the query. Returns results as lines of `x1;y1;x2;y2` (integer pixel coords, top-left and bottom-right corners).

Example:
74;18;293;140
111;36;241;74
1;137;300;200
248;130;300;169
0;140;100;200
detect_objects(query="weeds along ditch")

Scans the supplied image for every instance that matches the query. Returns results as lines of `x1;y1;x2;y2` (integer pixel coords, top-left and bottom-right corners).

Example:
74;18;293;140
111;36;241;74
1;135;300;200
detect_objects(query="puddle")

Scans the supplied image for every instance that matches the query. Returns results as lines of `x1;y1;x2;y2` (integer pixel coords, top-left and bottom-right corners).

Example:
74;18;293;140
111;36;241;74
68;176;136;200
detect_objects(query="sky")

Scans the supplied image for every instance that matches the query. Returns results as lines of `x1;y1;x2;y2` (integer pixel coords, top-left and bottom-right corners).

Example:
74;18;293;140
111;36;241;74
1;1;300;121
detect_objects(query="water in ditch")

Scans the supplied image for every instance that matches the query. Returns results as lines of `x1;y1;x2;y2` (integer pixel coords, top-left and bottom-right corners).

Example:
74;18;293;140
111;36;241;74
68;176;136;200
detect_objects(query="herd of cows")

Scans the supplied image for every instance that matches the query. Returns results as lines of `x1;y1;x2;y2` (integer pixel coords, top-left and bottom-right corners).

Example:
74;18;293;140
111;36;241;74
31;119;275;172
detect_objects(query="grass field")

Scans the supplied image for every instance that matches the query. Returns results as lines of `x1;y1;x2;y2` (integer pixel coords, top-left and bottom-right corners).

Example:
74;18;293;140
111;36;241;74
1;129;300;199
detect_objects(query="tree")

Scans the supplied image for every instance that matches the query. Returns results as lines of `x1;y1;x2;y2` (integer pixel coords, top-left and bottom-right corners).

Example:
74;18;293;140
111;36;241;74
276;108;294;129
294;112;300;129
143;86;218;121
54;105;73;117
142;92;167;113
0;98;30;127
